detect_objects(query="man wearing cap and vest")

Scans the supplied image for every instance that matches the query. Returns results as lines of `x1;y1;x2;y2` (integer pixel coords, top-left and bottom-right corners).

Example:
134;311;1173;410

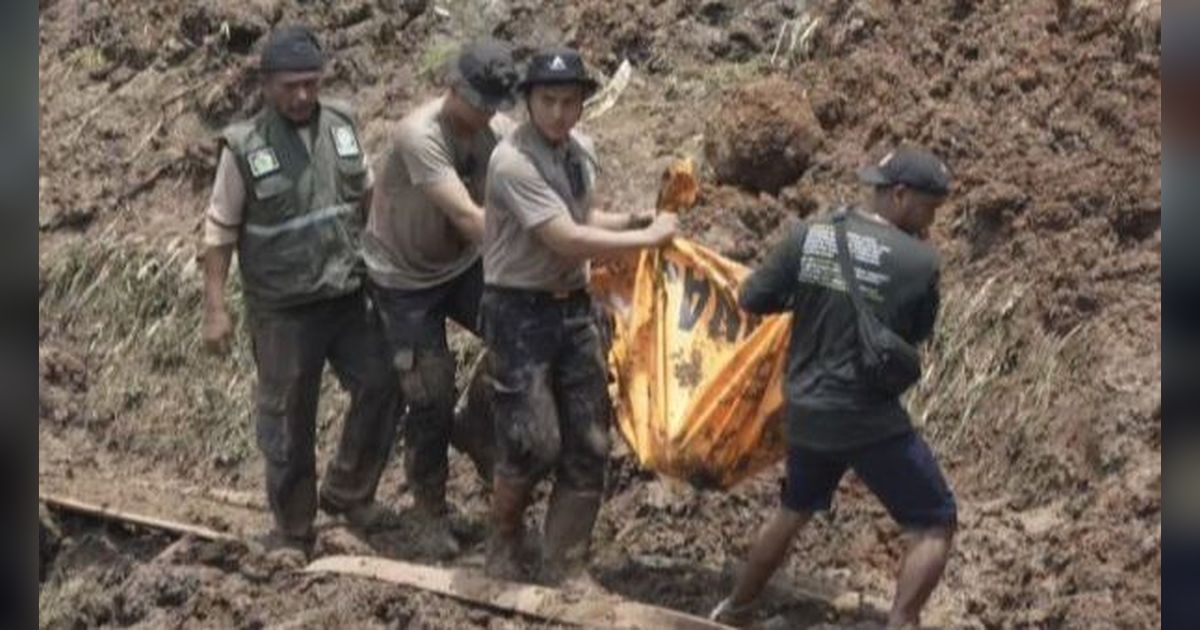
710;146;957;628
480;47;678;583
200;25;399;556
363;39;520;557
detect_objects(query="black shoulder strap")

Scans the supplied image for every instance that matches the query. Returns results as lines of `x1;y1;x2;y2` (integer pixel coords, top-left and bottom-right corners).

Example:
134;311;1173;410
517;134;594;212
832;209;870;314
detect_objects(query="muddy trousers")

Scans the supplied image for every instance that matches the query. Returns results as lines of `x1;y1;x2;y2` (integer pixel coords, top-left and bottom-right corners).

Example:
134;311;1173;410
368;263;494;506
479;287;613;493
248;291;400;541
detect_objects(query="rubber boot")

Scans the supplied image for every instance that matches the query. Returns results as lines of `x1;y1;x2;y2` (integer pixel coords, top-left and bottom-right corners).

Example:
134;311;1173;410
253;529;314;570
540;485;602;585
318;494;401;532
485;474;533;581
410;483;462;560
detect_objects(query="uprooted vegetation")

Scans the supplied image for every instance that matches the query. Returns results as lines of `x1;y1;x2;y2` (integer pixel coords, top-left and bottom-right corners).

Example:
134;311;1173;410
40;0;1160;627
40;232;259;473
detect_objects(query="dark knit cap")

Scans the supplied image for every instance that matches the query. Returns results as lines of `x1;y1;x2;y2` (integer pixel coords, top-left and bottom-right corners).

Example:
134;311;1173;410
260;25;325;74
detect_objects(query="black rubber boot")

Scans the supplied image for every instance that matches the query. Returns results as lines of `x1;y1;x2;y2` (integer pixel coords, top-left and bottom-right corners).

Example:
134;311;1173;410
410;489;462;559
540;485;602;585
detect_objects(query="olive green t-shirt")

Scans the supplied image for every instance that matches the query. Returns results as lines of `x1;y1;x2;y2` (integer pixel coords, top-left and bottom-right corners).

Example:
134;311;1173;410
364;96;515;290
483;122;597;292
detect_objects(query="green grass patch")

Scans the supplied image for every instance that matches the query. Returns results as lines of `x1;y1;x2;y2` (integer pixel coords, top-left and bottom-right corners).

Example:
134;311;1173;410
907;273;1090;450
416;35;459;83
41;236;258;471
71;46;108;72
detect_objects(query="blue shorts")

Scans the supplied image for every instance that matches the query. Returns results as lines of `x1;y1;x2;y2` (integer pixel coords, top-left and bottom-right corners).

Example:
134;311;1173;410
781;431;957;528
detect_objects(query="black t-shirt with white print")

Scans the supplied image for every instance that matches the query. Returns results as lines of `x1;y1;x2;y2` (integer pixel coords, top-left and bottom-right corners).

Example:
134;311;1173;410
738;207;941;451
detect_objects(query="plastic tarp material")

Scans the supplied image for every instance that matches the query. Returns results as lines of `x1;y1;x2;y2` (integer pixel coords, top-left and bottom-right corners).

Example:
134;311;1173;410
591;159;791;490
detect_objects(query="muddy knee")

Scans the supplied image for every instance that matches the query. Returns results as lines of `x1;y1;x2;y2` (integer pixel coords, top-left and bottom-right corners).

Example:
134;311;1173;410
494;368;561;481
498;408;562;481
556;365;612;492
557;392;611;492
254;381;313;467
395;349;456;413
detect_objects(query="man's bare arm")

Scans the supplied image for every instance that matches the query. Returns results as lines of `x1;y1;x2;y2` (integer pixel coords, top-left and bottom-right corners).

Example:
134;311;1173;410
423;178;485;243
202;244;235;354
588;209;640;231
534;213;676;260
585;210;652;231
359;161;376;220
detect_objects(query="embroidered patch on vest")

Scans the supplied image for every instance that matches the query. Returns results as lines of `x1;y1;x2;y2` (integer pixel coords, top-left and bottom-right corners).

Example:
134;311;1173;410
247;147;281;178
331;125;361;158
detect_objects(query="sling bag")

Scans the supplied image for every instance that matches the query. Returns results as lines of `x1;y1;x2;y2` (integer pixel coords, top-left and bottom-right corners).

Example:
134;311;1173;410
832;210;923;396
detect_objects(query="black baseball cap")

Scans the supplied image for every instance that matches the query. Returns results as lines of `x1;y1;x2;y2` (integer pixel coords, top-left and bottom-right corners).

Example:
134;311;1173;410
517;47;600;96
260;25;325;74
858;146;953;196
447;38;519;112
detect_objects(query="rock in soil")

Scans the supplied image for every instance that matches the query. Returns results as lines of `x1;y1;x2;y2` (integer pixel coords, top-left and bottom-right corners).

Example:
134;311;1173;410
704;77;823;195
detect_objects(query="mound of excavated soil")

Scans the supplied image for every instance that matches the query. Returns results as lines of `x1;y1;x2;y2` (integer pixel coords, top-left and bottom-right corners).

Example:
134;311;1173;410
704;77;824;194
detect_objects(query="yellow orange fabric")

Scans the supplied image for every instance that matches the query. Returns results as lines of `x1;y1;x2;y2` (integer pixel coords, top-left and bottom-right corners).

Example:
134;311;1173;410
591;159;790;489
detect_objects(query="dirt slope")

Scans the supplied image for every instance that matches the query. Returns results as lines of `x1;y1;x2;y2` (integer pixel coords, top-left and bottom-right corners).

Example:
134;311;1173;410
39;0;1160;627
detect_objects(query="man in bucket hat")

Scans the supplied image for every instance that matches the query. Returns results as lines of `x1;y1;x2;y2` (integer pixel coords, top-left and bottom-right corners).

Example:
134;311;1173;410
480;47;677;584
362;38;520;557
200;25;399;559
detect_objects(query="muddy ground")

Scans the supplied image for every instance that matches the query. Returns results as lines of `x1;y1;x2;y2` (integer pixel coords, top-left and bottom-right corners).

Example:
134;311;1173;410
39;0;1160;627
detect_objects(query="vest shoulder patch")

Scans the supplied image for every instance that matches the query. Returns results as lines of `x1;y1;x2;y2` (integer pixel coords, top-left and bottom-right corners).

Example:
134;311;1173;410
247;147;281;178
331;125;361;158
221;119;257;149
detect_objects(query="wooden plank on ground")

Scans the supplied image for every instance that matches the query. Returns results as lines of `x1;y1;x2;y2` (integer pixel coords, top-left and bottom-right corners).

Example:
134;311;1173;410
40;489;739;628
39;491;240;542
305;555;733;630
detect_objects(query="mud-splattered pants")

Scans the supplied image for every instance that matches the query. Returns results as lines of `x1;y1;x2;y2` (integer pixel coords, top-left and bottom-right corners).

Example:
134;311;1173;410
368;263;495;503
479;286;612;491
248;290;400;541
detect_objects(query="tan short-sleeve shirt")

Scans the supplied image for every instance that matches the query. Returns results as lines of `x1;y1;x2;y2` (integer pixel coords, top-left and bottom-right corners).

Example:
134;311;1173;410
483;122;597;292
363;97;516;290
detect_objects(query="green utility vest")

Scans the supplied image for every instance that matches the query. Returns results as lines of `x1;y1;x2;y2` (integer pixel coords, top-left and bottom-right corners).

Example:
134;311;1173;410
221;99;369;311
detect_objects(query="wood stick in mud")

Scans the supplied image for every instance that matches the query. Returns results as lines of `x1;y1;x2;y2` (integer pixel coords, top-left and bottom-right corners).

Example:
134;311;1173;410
305;555;735;630
39;491;240;543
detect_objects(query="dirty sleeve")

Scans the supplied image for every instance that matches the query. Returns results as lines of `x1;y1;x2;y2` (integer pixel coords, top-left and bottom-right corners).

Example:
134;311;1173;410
908;265;941;344
489;153;569;230
395;118;457;187
739;223;805;314
202;147;246;247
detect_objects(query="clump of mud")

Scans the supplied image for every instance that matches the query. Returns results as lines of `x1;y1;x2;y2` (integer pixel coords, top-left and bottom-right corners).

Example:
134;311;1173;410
681;183;797;263
704;77;823;195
